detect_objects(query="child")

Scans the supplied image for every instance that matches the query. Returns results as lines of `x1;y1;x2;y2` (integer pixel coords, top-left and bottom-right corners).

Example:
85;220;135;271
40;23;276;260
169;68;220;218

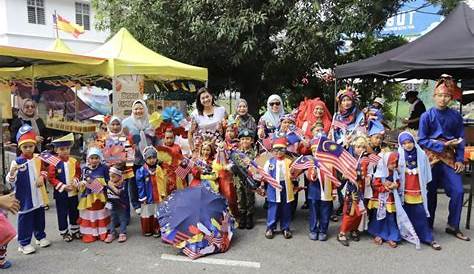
398;131;442;250
7;125;50;254
189;141;219;192
48;133;81;242
264;137;295;239
105;166;129;243
162;129;185;191
337;135;369;247
233;129;257;229
367;152;401;248
0;193;19;268
136;146;166;237
77;147;110;243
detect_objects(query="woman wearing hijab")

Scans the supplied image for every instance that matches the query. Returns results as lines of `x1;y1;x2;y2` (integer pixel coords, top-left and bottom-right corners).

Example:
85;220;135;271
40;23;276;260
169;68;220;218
257;94;285;139
233;98;257;133
295;98;332;138
329;87;365;147
122;100;155;214
10;99;48;151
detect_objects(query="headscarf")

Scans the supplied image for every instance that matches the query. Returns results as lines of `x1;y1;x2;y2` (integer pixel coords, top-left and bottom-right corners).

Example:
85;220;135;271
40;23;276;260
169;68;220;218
18;98;40;137
107;116;123;136
260;94;285;129
397;131;431;217
122;100;153;159
87;147;104;161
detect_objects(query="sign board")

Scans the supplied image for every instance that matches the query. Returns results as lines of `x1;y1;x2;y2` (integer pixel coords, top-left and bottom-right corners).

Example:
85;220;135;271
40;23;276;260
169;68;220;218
112;75;145;118
381;0;444;39
0;83;12;119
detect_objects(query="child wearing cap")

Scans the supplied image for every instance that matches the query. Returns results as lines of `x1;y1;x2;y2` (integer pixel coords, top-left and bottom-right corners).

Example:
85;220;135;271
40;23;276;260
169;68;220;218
105;165;129;243
136;146;166;237
77;147;111;243
398;131;441;250
263;137;295;240
7;125;50;254
47;133;82;242
234;128;257;229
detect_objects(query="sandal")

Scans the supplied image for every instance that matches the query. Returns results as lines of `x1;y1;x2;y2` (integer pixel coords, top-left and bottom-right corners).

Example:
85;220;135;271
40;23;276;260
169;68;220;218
373;236;383;245
337;233;349;247
118;234;127;243
387;241;398;248
445;227;471;241
72;231;82;240
430;241;442;251
350;231;360;242
62;233;73;242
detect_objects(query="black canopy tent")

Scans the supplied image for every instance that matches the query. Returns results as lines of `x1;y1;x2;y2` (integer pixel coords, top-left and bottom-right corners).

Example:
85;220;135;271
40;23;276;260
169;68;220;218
334;1;474;80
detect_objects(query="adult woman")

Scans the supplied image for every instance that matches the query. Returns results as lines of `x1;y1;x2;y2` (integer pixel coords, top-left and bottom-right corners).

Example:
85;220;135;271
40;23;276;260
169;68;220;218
10;99;48;151
233;99;257;133
122;100;155;214
295;98;332;138
188;88;227;151
330;87;365;147
257;94;285;139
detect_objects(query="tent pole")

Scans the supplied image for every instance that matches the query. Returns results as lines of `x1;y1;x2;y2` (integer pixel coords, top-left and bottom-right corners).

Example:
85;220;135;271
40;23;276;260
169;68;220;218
334;79;337;114
394;99;399;129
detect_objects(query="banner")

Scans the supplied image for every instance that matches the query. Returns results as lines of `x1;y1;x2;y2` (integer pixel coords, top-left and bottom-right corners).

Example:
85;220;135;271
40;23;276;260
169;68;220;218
113;75;144;118
0;83;12;119
74;85;112;115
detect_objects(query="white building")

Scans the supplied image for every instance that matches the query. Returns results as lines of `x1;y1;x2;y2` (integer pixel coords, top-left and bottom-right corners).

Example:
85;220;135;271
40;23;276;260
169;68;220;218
0;0;108;53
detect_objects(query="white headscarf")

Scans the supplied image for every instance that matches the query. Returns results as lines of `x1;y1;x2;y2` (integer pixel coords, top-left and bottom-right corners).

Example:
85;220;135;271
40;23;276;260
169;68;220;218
261;94;285;129
122;100;153;159
107;115;123;136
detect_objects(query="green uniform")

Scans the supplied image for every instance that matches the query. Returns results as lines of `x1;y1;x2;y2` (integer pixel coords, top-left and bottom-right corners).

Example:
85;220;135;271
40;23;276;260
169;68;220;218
233;148;257;218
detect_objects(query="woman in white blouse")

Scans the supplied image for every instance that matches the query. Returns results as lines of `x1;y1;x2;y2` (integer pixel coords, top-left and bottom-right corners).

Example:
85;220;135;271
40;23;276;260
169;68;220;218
188;88;227;151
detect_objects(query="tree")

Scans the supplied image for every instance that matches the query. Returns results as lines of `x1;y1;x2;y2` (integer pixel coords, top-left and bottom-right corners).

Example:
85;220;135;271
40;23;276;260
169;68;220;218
91;1;424;115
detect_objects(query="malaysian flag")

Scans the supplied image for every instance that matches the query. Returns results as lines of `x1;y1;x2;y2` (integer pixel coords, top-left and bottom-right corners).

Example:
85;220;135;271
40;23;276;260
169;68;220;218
291;155;316;170
39;151;61;166
317;162;341;187
86;179;104;194
332;120;348;130
250;161;282;190
367;153;382;165
314;137;357;183
175;158;194;179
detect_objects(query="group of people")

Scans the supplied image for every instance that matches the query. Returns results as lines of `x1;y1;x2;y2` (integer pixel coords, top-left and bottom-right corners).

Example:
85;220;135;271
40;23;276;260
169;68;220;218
0;76;470;268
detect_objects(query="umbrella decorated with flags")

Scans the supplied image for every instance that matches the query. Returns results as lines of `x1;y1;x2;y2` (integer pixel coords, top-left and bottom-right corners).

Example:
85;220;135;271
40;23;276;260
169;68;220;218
157;185;235;259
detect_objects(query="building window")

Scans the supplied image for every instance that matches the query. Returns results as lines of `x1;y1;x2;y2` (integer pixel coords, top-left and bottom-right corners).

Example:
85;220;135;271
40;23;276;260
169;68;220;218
27;0;46;25
75;2;90;30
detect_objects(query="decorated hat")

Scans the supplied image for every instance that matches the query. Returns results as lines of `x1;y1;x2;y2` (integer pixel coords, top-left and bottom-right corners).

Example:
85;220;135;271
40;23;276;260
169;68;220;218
434;74;462;100
16;124;37;147
238;128;255;139
368;120;385;137
52;133;74;147
272;137;288;149
87;147;104;160
143;146;158;159
280;113;296;123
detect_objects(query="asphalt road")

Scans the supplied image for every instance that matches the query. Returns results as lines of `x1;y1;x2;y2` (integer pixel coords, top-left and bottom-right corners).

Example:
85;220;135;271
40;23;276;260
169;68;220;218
4;192;473;274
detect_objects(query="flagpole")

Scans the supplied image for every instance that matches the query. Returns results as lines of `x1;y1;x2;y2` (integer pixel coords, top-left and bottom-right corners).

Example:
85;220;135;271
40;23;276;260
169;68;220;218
54;10;59;39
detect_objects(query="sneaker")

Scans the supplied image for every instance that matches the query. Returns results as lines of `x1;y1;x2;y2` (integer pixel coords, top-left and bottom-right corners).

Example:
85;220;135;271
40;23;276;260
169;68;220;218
35;238;51;248
104;233;115;243
18;244;35;255
135;208;141;215
0;260;12;269
318;233;328;241
309;232;318;241
118;234;127;243
153;231;161;238
265;229;274;239
283;230;293;239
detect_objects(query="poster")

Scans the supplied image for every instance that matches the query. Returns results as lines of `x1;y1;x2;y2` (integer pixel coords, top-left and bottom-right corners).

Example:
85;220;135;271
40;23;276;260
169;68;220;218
113;75;144;118
0;83;12;119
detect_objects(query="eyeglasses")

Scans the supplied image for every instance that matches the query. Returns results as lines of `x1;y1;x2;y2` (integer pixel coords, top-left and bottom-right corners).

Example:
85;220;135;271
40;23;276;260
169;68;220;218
269;102;281;106
273;147;286;152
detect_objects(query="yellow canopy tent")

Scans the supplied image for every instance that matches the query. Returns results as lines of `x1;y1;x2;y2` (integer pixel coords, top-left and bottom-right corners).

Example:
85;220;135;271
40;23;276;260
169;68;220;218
48;38;73;54
0;28;208;82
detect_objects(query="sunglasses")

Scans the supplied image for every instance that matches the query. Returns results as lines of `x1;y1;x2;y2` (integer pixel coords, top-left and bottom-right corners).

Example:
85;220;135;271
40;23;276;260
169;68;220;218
273;147;286;152
269;102;281;106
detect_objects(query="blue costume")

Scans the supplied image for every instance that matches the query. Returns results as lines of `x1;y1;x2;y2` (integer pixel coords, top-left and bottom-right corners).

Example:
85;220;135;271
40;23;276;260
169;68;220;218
264;157;294;232
418;107;464;230
7;156;48;247
305;166;332;239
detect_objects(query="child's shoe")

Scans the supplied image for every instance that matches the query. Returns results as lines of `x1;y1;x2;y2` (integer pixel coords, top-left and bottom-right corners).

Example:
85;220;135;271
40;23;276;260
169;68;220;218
18;244;35;255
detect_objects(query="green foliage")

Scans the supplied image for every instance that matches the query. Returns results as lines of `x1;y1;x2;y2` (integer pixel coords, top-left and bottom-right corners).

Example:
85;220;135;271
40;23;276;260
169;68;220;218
427;0;463;14
91;0;456;116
